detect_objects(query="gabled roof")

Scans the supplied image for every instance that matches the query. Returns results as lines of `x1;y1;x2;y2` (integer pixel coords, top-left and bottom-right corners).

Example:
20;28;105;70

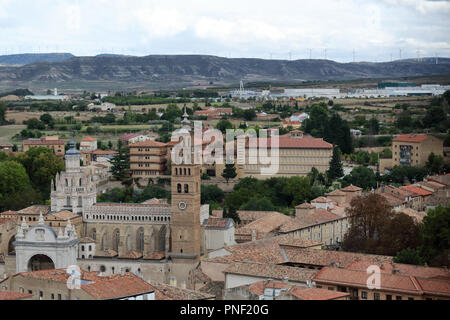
340;184;362;192
129;140;167;147
393;134;431;143
80;137;97;142
225;261;318;283
400;185;433;197
203;218;234;230
0;291;33;300
17;205;50;215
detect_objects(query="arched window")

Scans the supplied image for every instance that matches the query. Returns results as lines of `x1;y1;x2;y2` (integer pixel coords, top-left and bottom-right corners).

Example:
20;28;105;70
137;228;144;253
175;168;178;175
78;196;82;207
79;178;82;186
65;179;68;187
66;196;71;207
188;168;191;175
184;168;187;175
177;183;182;193
113;229;120;251
184;184;189;193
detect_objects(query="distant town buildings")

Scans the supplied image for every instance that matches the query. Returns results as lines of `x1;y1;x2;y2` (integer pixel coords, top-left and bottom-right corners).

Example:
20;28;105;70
23;136;65;157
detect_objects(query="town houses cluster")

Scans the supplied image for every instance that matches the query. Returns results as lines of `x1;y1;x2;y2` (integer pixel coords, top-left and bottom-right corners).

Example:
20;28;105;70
0;111;449;301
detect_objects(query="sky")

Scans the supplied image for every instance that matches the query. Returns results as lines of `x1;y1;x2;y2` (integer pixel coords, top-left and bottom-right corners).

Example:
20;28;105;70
0;0;449;62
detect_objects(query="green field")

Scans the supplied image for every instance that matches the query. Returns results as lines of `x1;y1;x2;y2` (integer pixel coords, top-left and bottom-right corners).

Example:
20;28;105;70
0;125;26;143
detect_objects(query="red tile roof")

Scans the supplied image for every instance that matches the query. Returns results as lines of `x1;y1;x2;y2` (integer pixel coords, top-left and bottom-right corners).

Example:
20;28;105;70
81;273;154;300
393;134;431;143
129;140;167;147
341;184;362;192
23;139;64;145
313;266;450;298
118;250;143;260
248;136;332;149
400;185;432;197
0;291;33;300
204;218;234;230
81;137;97;142
285;285;350;300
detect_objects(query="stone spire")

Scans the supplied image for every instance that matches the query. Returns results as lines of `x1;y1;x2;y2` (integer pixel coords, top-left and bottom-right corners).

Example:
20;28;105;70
181;105;191;129
21;217;29;231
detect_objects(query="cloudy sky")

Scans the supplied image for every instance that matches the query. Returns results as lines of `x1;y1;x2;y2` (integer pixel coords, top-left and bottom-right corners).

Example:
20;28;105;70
0;0;449;62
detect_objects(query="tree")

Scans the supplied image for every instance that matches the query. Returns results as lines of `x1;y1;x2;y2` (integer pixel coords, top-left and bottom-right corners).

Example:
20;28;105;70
15;147;64;200
419;205;450;267
342;166;377;190
240;196;275;211
25;118;45;130
216;119;233;134
0;102;6;125
201;184;225;204
40;113;54;125
110;147;132;186
367;117;379;135
327;147;344;180
394;248;423;265
223;206;241;224
425;152;444;175
222;163;237;182
342;194;393;253
0;161;39;211
378;213;420;256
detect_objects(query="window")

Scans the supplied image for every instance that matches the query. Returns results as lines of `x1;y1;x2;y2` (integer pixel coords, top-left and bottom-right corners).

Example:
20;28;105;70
328;287;334;291
51;294;55;300
58;294;61;300
396;296;402;300
408;297;414;301
386;295;392;300
374;293;380;300
184;184;189;193
81;245;85;251
177;183;182;193
361;291;368;299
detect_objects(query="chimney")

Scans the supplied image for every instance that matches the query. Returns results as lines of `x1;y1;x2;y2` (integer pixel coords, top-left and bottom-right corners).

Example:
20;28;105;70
282;276;289;284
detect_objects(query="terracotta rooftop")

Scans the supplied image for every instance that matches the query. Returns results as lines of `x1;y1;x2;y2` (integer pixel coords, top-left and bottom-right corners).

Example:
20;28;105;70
80;137;97;142
237;210;280;223
281;246;393;268
79;237;95;243
295;203;316;209
148;282;215;300
398;208;427;223
129;140;167;148
203;218;234;230
345;260;450;279
279;209;343;233
81;273;154;300
225;261;318;283
393;134;431;143
235;212;292;236
340;184;362;192
18;205;50;215
247;137;332;149
119;133;140;140
285;285;350;300
23;139;64;145
313;266;450;298
311;196;331;203
0;291;33;300
10;268;102;283
0;210;17;216
143;252;166;260
46;210;79;221
327;190;346;196
378;193;405;207
400;185;433;197
94;249;118;258
91;150;118;155
118;250;143;260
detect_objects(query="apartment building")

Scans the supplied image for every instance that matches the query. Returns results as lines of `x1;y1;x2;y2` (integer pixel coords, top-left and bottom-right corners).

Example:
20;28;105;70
129;140;169;180
241;130;333;178
392;134;443;167
23;136;65;156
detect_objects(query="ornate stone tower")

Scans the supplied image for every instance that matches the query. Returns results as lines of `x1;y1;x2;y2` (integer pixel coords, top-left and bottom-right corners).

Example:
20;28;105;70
51;138;97;215
169;163;201;261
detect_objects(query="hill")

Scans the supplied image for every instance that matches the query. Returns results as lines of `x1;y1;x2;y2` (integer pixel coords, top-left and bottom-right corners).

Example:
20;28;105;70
0;53;74;66
0;55;449;89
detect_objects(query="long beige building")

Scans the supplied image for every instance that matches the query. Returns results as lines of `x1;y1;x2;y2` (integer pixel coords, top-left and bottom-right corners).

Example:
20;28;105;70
240;130;333;178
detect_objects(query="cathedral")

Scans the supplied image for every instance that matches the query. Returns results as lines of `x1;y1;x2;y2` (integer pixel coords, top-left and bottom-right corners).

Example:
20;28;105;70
50;138;97;215
10;117;206;289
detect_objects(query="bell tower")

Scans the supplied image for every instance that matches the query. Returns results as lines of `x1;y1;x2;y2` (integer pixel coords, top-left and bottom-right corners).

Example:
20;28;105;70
169;163;201;261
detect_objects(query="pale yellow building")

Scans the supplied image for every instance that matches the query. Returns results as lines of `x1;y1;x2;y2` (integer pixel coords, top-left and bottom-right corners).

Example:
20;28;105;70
392;134;443;167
